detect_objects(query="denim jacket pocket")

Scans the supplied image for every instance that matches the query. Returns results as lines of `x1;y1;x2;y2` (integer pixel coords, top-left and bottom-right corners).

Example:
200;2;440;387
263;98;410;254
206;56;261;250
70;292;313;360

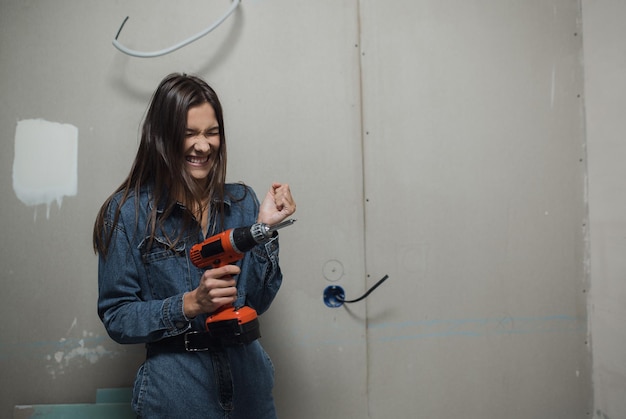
139;236;191;299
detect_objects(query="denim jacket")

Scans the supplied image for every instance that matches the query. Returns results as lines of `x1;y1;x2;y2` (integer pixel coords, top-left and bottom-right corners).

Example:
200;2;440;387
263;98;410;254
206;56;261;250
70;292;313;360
97;183;280;418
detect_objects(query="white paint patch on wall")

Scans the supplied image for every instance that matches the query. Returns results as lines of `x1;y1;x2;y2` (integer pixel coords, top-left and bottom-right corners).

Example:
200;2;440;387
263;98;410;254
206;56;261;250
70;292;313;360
12;119;78;219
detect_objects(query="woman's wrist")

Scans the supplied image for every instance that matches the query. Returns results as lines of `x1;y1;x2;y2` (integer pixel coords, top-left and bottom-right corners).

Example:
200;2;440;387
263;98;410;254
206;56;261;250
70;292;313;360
183;291;199;319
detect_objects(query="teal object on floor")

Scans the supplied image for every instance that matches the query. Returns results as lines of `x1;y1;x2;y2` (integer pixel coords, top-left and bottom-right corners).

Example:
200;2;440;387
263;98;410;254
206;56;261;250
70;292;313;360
95;387;133;404
13;388;134;419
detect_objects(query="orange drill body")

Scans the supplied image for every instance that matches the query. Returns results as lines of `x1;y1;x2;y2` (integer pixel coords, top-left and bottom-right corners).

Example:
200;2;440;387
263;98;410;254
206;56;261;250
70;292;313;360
190;229;245;269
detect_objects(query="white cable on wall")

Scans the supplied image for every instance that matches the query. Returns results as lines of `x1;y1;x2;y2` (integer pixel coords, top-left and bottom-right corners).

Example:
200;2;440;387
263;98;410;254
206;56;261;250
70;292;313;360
112;0;241;58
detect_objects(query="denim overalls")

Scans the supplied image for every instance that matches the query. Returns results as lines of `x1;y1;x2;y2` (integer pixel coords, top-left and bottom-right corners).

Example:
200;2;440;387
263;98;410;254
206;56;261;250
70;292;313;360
97;184;281;418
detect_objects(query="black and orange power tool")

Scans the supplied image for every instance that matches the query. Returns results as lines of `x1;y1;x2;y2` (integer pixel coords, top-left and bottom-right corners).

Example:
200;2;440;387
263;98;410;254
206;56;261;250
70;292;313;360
189;219;296;343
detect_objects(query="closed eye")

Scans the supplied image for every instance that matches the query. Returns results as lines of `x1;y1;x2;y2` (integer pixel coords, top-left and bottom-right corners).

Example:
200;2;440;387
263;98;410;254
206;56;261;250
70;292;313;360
185;128;219;138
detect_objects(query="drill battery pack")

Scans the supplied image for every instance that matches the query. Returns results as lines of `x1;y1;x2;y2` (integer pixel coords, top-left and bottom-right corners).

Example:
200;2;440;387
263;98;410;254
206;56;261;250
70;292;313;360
206;306;261;345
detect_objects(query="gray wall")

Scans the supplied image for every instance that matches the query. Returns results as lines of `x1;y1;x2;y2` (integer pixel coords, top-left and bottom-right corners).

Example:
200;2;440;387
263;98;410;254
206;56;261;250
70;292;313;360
360;1;588;417
582;1;626;418
1;0;616;418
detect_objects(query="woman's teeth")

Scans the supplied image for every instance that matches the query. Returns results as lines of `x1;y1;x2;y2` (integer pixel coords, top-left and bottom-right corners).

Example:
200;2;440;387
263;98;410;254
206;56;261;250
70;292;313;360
186;155;209;164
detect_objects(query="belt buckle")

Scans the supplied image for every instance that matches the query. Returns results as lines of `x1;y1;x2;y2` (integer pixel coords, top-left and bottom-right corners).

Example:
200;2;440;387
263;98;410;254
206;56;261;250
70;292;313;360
184;331;208;352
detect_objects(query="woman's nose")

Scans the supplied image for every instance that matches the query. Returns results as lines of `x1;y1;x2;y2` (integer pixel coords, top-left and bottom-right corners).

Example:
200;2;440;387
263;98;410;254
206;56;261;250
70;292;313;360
193;137;211;153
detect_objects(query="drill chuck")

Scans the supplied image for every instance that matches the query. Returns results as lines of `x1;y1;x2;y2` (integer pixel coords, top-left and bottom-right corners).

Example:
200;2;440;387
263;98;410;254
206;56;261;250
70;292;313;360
230;224;268;254
230;220;296;252
250;223;272;245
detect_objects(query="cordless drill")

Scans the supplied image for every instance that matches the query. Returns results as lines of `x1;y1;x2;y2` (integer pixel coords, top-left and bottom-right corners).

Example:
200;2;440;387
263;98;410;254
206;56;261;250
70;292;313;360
189;219;296;343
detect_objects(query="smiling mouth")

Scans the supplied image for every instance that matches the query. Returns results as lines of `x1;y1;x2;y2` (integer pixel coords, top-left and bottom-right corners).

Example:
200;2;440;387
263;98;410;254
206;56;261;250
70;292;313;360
186;155;210;165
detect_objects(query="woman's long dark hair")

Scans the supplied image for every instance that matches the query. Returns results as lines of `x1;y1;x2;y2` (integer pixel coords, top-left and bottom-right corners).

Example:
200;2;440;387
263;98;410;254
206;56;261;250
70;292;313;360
93;73;227;257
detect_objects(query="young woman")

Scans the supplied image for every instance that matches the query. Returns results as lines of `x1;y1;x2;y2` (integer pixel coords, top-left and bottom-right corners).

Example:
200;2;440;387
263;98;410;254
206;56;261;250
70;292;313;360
93;73;296;418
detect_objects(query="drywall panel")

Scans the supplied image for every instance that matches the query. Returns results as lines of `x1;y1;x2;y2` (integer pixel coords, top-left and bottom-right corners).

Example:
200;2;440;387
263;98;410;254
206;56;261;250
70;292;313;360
359;0;591;417
0;1;366;418
581;1;626;418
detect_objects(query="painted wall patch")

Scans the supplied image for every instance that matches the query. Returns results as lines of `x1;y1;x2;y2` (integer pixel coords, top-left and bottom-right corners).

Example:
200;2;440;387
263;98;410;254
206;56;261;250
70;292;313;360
12;119;78;219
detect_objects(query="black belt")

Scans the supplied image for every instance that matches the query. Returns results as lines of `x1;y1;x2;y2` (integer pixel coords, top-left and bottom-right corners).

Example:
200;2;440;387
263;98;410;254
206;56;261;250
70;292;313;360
150;317;261;352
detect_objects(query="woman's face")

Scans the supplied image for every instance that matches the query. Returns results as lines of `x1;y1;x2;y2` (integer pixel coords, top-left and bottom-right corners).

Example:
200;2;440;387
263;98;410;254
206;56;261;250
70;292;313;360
183;102;221;182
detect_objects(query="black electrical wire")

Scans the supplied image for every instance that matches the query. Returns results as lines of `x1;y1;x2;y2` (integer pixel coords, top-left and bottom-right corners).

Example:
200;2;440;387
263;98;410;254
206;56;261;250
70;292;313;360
115;16;129;40
337;274;389;303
